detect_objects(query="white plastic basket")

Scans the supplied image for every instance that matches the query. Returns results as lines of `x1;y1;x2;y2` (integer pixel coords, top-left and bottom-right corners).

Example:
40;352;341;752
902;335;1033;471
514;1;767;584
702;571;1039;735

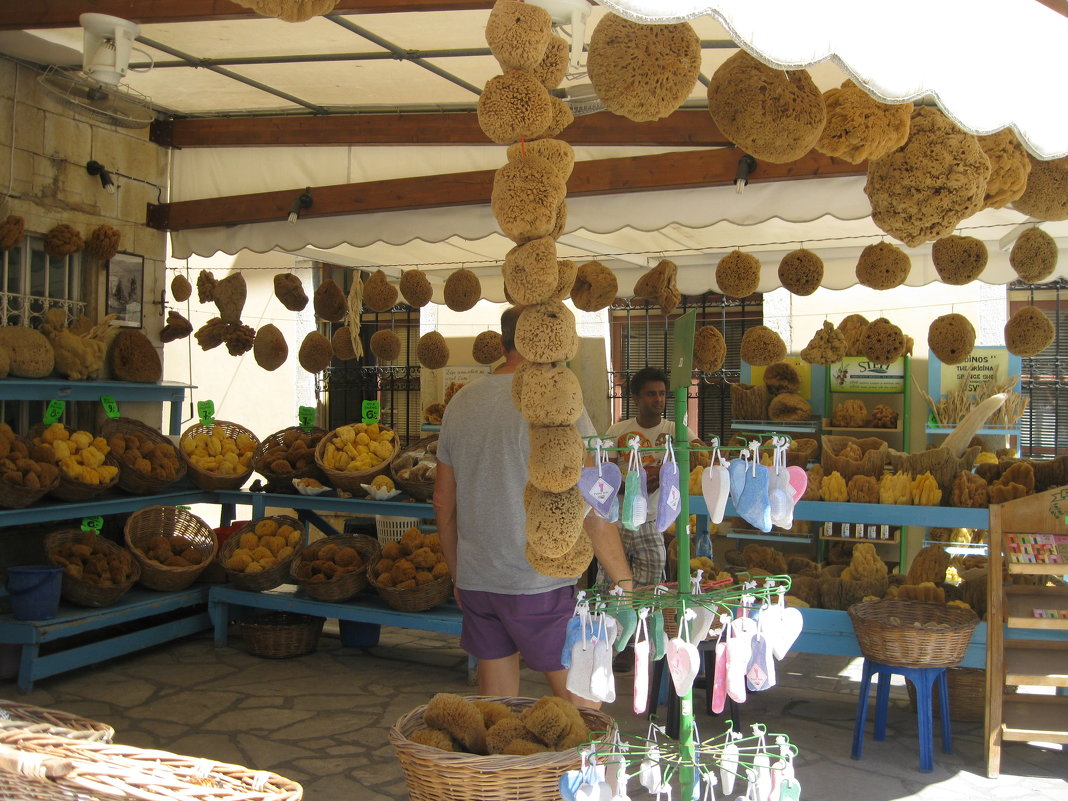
375;515;422;542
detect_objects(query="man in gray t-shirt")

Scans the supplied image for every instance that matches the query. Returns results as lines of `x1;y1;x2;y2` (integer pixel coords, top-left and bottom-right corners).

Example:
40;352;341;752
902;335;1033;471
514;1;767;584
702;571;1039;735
434;306;632;706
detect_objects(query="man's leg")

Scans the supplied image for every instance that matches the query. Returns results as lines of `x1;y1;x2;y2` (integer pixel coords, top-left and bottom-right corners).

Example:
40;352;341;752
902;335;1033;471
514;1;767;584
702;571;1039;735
477;653;521;697
544;668;600;709
629;520;666;587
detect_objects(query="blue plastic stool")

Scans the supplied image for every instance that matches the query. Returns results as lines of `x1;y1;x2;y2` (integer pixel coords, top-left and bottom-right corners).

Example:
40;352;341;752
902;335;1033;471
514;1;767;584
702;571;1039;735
851;658;951;773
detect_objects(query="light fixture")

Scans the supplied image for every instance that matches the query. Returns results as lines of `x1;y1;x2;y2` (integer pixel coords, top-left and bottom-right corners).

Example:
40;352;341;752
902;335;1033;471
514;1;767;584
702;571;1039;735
734;154;757;194
86;160;116;194
288;188;313;224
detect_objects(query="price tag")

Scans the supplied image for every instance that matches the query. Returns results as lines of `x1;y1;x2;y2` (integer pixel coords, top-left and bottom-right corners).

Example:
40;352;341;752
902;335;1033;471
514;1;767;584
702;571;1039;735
176;505;190;511
298;405;316;432
80;516;103;533
361;400;381;424
100;396;120;419
43;400;66;424
197;400;215;426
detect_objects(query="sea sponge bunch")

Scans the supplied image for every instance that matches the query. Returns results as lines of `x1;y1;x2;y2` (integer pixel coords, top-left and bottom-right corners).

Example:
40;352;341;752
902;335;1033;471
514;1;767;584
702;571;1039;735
180;425;256;477
320;423;395;474
256;428;325;477
43;224;84;259
108;430;182;482
32;423;119;486
816;80;911;164
800;321;846;366
375;527;449;589
51;534;135;587
137;534;207;569
85;224;121;261
225;519;302;575
0;215;25;249
0;423;59;492
40;308;107;381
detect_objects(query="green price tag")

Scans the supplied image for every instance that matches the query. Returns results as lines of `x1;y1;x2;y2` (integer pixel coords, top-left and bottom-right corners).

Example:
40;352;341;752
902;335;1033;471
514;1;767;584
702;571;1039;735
43;400;66;424
197;400;215;426
298;405;316;432
100;396;120;419
176;505;190;511
361;400;381;424
80;516;103;533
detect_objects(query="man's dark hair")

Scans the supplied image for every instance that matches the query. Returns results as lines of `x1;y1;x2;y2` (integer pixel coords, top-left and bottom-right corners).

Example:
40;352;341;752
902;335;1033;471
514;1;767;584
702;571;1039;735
500;305;523;353
629;366;668;397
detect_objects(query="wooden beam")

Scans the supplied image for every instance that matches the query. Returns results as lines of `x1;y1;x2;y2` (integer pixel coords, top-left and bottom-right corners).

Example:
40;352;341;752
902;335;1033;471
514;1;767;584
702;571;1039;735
0;1;493;30
150;110;729;148
146;149;865;231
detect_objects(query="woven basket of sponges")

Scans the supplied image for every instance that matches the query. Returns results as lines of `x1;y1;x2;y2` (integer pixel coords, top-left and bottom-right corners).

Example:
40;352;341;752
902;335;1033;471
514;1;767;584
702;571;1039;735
848;599;978;668
369;525;452;612
240;611;324;660
124;505;218;591
389;695;615;801
289;534;380;602
100;417;186;495
252;426;327;493
0;699;114;742
44;529;140;608
217;515;303;592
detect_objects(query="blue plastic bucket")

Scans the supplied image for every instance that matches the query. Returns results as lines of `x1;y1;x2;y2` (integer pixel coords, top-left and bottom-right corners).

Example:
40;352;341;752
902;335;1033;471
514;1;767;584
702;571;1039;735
338;620;381;648
6;565;63;621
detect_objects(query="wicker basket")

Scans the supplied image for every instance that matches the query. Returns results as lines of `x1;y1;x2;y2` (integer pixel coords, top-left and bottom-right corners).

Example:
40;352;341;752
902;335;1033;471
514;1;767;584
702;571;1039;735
99;417;186;495
252;426;327;493
240;611;324;659
0;699;113;742
0;769;109;801
43;529;140;608
389;436;438;501
314;425;399;494
178;420;259;491
390;696;615;801
289;534;381;602
216;515;303;592
0;727;302;800
905;666;994;722
370;570;453;613
729;383;769;420
124;506;218;591
847;599;979;668
25;424;120;503
821;435;888;482
0;448;59;509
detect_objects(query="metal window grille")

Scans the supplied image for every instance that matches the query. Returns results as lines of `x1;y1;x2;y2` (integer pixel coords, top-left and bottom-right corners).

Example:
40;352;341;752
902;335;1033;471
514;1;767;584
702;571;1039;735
1009;279;1068;459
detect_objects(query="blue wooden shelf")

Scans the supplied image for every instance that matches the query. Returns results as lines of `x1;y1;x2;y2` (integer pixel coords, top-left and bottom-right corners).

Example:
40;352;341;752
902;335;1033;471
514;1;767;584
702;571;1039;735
0;489;212;527
214;490;434;520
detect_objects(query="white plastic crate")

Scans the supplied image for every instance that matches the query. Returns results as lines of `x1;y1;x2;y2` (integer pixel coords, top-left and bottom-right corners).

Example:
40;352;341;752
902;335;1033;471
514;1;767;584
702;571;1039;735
375;515;423;542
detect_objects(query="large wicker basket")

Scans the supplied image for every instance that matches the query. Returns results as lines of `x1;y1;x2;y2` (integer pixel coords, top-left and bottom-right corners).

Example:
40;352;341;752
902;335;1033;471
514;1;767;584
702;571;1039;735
314;425;399;494
389;696;615;801
370;570;453;613
124;506;218;591
252;426;327;493
389;436;438;501
240;611;324;659
289;534;380;602
0;727;302;801
99;417;186;495
0;440;59;509
27;424;119;503
179;420;259;491
44;529;140;608
847;599;979;668
821;435;889;482
217;515;303;592
0;699;114;742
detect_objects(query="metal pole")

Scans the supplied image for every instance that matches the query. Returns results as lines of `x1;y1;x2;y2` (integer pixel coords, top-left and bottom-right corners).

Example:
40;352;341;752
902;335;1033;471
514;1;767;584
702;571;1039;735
674;383;695;795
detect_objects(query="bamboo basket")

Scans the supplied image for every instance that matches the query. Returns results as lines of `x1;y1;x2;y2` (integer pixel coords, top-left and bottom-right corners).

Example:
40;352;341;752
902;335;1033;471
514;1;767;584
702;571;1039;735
729;383;769;420
240;612;324;659
44;529;140;608
124;506;218;591
821;435;888;482
178;420;259;491
389;436;438;501
314;425;399;494
289;534;380;602
252;426;327;493
27;425;118;503
216;515;303;592
0;727;302;801
99;417;186;495
848;599;979;668
389;696;615;801
370;570;452;612
0;700;113;742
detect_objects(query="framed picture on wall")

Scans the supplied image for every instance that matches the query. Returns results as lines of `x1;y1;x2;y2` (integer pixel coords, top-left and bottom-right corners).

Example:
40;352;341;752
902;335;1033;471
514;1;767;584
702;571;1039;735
106;252;144;328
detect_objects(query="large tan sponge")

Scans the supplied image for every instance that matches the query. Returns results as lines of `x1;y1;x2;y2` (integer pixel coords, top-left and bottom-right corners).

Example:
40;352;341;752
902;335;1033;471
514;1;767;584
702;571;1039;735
254;323;288;371
978;130;1031;209
1010;227;1058;284
778;249;823;296
571;262;617;312
417;331;449;369
370;329;401;362
815;80;911;164
693;325;726;373
1004;306;1054;357
364;269;398;313
443;269;481;312
856;242;910;290
313;278;347;322
528;424;584;493
716;250;761;298
931;236;988;285
298;331;333;373
399;270;433;308
740;326;786;366
485;0;551;71
526;531;593;578
492;155;567;244
928;313;975;365
633;259;681;314
477;71;552;145
1012;155;1068;221
503;237;559;306
472;331;502;365
521;363;583;427
506;139;574;183
515;301;577;363
524;484;585;558
860;318;905;365
0;326;54;378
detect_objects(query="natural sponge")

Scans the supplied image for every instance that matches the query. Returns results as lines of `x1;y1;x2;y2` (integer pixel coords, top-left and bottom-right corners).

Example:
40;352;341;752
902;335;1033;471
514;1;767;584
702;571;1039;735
443;269;481;312
253;323;287;371
507;139;574;183
928;313;975;365
1012;155;1068;221
85;224;121;261
1004;306;1054;357
800;321;847;365
740;326;786;366
524;484;585;558
503;237;559;306
0;215;25;249
633;259;680;314
492;155;567;244
160;311;193;343
298;331;333;373
109;329;162;383
417;331;450;369
837;314;869;355
693;325;726;373
778;249;823;296
977;130;1031;209
860;318;905;365
571;262;617;312
716;250;761;299
587;14;701;123
477;70;552;145
485;0;551;71
332;326;357;360
43;224;84;258
274;273;309;311
931;236;988;285
0;326;54;378
526;531;593;578
535;95;573;140
472;331;502;365
708;51;826;163
371;329;401;362
313;278;347;322
531;33;568;90
1010;227;1058;284
399;269;433;308
364;269;398;313
552;259;577;302
515;301;577;363
764;362;801;395
864;107;991;246
855;242;911;290
170;274;192;303
815;80;911;164
520;363;583;427
769;393;811;421
528;424;584;493
423;693;487;755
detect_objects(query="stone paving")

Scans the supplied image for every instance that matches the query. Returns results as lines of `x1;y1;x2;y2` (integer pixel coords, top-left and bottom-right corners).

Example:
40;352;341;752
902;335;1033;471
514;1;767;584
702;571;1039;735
2;625;1064;801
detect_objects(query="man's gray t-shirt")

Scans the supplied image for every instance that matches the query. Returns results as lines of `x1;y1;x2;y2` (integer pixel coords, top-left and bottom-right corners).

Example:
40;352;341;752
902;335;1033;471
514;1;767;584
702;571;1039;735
436;372;594;595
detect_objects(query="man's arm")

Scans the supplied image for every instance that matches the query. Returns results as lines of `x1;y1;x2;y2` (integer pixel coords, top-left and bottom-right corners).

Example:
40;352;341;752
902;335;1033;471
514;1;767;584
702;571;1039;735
585;513;633;590
432;461;460;590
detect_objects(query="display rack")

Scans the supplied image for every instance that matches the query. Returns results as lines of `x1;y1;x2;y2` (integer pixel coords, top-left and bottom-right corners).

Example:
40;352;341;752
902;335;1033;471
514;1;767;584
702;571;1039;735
824;354;910;451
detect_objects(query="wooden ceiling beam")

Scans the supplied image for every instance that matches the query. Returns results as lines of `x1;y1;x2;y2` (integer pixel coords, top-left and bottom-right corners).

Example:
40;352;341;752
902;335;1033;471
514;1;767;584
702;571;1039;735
146;149;865;231
0;1;494;30
150;110;729;148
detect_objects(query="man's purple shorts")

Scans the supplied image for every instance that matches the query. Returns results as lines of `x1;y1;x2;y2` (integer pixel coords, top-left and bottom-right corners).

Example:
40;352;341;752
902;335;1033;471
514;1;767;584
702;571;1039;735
457;585;576;673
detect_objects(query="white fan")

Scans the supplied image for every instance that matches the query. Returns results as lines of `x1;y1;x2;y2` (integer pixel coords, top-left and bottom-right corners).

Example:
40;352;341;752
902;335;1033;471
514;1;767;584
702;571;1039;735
528;0;608;116
36;13;156;129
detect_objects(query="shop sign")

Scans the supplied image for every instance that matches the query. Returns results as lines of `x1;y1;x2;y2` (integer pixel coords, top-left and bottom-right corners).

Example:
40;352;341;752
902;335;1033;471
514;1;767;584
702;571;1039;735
939;347;1012;393
828;357;905;393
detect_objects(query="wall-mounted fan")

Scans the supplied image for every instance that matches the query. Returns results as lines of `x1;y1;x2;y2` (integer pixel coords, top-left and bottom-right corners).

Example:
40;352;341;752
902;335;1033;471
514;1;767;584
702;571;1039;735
36;13;156;129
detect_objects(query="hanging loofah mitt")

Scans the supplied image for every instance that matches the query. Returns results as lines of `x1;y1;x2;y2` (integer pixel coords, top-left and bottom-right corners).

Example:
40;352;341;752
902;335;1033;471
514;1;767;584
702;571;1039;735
364;269;398;313
977;130;1032;209
1012;155;1068;221
931;236;988;285
485;0;552;71
253;324;288;371
43;224;84;258
85;224;121;261
1010;227;1058;284
928;313;975;365
443;269;482;312
274;272;309;311
399;269;433;308
815;80;911;164
477;71;553;145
